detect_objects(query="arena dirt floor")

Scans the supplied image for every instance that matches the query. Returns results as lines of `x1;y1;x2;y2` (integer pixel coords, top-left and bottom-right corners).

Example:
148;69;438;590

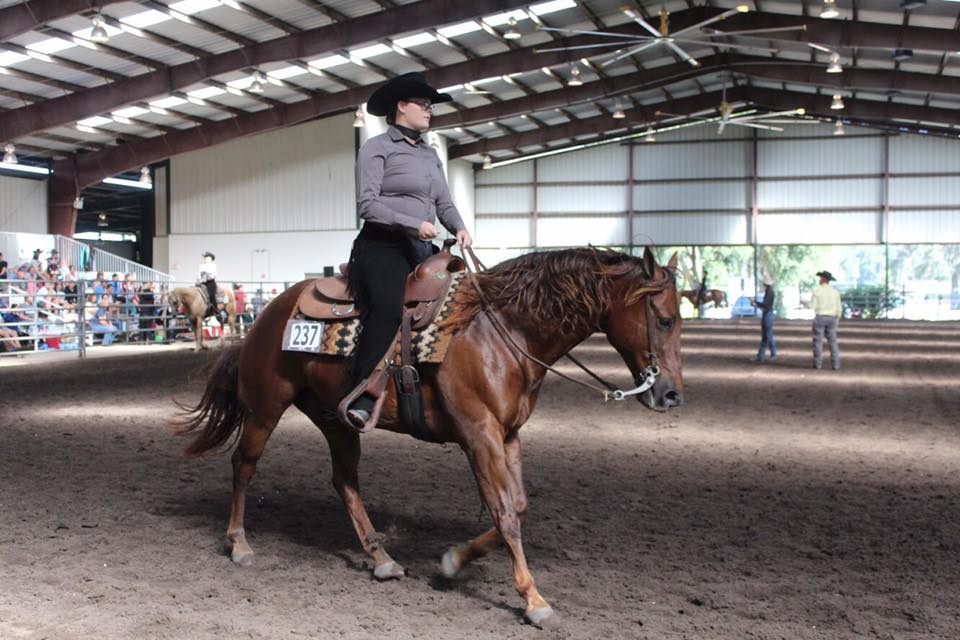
1;319;958;640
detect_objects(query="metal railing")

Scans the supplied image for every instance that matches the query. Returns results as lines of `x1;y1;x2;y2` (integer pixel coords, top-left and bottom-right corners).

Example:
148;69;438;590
55;234;173;283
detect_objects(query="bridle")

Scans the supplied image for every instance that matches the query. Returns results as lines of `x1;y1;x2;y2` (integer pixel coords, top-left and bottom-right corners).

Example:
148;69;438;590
460;245;671;403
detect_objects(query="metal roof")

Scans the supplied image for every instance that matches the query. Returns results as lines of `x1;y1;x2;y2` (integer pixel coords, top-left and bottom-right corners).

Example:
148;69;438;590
0;0;957;180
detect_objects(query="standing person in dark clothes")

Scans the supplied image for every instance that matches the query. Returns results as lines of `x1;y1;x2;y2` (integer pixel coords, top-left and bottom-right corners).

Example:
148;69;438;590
752;275;777;362
344;72;473;429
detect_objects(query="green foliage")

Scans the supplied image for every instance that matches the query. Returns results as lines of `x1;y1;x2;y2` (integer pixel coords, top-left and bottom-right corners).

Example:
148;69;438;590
842;285;904;319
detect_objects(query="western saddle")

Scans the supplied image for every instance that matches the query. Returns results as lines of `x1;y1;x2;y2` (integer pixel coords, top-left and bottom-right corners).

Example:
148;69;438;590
294;239;466;435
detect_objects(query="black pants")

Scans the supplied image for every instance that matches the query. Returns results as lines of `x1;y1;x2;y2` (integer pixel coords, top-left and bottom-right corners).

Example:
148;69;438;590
204;280;217;313
347;223;432;386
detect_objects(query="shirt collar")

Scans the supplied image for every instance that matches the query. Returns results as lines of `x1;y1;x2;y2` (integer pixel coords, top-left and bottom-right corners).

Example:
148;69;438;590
387;125;425;146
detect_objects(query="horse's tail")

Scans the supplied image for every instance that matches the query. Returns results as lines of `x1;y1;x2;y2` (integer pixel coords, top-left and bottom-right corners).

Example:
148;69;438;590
174;344;246;457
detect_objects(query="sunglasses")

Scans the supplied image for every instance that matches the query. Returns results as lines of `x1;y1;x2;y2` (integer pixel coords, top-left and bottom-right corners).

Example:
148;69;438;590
403;98;434;111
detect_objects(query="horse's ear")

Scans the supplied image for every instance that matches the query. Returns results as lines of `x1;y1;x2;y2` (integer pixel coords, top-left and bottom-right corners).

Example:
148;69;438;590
667;252;678;271
641;247;657;278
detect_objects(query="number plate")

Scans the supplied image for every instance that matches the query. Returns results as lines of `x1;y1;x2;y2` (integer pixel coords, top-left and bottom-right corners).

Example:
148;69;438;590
282;319;325;353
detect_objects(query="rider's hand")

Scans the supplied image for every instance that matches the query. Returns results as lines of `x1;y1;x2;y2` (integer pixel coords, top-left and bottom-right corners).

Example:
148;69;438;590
418;220;439;240
456;229;473;248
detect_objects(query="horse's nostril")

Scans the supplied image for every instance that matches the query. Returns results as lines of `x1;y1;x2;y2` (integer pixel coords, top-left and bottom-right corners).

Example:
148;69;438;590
664;390;682;406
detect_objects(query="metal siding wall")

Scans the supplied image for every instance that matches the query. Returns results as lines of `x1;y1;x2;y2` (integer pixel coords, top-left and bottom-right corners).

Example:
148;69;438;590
889;136;960;173
633;141;750;180
758;178;882;209
447;159;475;235
537;145;629;181
634;182;748;211
476;185;533;215
758;212;880;244
889;176;960;207
537;216;629;247
170;113;355;234
0;175;47;233
476;216;531;247
633;212;748;245
475;161;533;184
888;210;960;243
759;136;884;176
538;185;625;213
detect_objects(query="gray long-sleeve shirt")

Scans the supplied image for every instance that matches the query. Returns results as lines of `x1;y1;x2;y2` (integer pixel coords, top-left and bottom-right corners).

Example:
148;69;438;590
356;126;466;237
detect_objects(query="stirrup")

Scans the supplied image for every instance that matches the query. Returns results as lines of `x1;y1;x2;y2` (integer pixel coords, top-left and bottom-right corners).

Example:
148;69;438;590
337;377;386;434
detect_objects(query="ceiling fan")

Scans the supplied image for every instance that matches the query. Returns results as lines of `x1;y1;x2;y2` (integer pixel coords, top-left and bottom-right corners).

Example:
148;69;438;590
655;81;808;135
535;4;805;68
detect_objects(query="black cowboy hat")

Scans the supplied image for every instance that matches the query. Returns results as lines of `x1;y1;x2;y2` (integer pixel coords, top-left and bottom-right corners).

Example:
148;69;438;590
816;270;835;281
202;251;216;260
366;72;452;117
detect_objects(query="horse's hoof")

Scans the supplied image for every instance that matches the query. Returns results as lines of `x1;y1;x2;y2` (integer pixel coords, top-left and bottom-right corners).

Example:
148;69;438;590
525;605;557;628
440;548;461;578
373;560;405;580
230;548;254;566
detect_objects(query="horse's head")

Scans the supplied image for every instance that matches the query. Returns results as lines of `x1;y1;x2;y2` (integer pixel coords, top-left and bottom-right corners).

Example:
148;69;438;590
602;248;683;412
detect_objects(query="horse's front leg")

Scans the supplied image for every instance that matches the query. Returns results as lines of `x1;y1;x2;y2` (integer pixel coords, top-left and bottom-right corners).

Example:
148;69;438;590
195;316;206;350
441;435;527;577
318;423;405;580
464;429;552;625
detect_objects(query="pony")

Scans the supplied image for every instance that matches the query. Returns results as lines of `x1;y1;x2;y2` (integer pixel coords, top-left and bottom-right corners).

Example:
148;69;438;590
175;247;683;626
168;284;237;350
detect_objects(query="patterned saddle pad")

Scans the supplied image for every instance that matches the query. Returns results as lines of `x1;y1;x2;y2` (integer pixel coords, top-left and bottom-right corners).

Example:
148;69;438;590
315;270;466;364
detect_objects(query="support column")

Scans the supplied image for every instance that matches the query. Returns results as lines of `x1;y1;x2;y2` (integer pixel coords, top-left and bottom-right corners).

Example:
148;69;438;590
627;146;635;254
48;158;79;237
751;130;760;295
531;158;539;249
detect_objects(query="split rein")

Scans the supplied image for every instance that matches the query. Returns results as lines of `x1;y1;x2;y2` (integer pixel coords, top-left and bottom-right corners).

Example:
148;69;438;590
459;245;667;403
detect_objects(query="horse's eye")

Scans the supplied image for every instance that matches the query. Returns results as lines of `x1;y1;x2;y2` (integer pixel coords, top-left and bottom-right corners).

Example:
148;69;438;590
657;317;675;331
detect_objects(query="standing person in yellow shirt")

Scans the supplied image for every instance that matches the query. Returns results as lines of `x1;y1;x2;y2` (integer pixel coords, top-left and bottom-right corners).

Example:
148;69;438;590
811;270;842;370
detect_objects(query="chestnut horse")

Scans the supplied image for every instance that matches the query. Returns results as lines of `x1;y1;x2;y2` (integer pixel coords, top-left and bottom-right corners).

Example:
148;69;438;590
176;247;683;626
680;288;727;308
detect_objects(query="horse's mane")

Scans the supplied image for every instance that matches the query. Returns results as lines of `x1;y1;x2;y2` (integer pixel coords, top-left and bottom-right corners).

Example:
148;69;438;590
445;248;657;334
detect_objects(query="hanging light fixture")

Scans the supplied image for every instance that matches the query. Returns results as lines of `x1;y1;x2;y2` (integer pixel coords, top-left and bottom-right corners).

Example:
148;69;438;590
833;119;845;135
139;166;152;185
643;128;656;142
2;143;17;164
482;154;493;169
820;0;839;19
503;17;522;40
612;102;626;119
97;212;108;228
90;12;110;44
249;71;266;94
567;65;583;87
831;94;845;110
353;107;364;128
827;52;843;73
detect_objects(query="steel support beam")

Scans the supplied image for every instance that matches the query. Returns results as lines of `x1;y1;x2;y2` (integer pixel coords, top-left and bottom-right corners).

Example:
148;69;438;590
0;0;124;42
433;53;960;132
1;0;533;143
450;90;736;159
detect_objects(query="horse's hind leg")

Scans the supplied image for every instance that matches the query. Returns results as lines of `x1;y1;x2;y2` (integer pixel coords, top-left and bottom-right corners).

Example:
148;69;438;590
441;435;526;577
319;423;405;580
226;412;281;565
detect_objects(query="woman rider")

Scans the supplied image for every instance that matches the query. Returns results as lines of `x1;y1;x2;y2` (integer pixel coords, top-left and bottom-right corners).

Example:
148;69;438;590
345;72;473;429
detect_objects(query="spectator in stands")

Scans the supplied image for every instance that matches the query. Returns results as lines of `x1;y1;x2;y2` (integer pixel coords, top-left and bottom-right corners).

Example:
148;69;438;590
110;273;122;292
62;265;78;283
87;295;117;346
0;251;7;280
34;280;50;309
63;281;79;305
233;283;246;311
138;282;156;341
0;325;20;352
46;249;60;276
92;279;106;302
30;249;42;271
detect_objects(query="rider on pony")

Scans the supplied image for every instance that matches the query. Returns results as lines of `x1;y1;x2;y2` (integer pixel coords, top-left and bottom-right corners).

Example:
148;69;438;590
198;252;219;318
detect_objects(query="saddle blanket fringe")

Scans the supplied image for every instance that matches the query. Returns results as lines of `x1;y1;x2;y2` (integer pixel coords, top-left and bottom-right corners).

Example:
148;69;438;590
317;270;466;364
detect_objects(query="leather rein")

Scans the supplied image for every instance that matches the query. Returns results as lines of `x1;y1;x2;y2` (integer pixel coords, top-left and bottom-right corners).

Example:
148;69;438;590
460;245;668;402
